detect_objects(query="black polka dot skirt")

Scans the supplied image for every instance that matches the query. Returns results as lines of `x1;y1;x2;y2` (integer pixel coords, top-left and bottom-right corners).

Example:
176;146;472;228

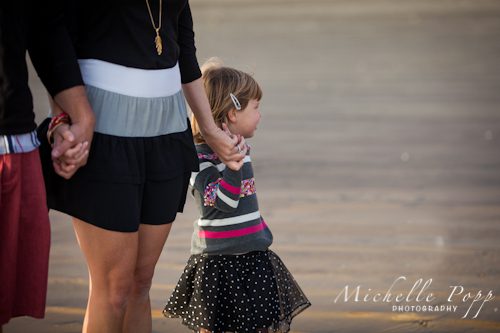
163;250;311;332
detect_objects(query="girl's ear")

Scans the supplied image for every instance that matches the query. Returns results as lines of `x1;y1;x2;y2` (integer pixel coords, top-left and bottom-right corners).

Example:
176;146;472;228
226;109;238;123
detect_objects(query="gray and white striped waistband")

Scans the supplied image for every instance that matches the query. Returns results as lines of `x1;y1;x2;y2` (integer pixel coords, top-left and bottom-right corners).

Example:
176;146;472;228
79;59;188;137
86;85;188;137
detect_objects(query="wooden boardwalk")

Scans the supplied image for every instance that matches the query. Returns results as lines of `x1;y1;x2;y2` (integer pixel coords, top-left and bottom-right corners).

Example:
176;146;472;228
6;0;500;332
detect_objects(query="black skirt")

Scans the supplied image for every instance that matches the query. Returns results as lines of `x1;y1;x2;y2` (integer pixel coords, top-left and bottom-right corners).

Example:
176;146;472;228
164;250;311;333
37;118;199;232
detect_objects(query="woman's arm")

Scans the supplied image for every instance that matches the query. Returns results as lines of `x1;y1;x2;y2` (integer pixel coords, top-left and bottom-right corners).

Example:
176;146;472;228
176;2;246;165
182;78;247;168
52;86;95;155
49;94;92;179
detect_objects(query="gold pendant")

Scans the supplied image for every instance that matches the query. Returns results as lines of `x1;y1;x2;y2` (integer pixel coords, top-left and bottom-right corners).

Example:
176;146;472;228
155;29;162;55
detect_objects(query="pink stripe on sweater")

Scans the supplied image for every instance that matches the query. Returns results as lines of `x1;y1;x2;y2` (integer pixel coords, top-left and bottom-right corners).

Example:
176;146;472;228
220;179;241;195
198;220;267;239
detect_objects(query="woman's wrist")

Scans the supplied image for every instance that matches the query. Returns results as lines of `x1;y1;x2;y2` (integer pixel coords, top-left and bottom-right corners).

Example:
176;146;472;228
198;122;220;140
47;112;71;146
53;86;96;126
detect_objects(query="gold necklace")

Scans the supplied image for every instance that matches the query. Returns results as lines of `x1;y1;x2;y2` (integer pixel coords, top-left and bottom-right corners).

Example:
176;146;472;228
145;0;163;55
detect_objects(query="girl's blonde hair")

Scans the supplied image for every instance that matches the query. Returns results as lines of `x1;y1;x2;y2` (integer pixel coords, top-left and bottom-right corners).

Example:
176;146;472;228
191;58;262;144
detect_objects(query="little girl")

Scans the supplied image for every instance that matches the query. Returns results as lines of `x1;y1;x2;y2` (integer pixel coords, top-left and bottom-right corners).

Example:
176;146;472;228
163;59;310;333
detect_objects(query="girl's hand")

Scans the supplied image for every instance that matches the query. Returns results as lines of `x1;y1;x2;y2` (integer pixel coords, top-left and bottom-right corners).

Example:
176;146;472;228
225;133;247;171
180;78;246;166
204;123;247;170
221;123;248;156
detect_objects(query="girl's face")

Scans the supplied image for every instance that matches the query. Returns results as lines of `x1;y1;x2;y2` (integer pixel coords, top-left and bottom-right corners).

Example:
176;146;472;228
227;99;261;139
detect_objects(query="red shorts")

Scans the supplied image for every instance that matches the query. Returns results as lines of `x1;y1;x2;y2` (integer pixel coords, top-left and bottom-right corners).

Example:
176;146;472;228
0;149;51;325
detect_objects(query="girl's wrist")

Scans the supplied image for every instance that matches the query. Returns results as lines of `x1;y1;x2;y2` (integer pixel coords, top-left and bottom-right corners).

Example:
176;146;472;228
226;163;240;171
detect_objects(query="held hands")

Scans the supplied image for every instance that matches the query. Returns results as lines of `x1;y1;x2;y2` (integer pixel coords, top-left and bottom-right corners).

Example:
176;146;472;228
227;136;246;171
223;123;247;171
49;109;95;179
51;123;90;179
49;86;95;179
204;123;247;171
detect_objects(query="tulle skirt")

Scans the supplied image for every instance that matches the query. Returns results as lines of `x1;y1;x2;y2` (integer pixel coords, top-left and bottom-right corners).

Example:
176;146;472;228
164;250;310;332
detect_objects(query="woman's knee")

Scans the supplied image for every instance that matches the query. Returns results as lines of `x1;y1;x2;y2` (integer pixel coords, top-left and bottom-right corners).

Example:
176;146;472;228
108;278;135;312
91;273;135;312
131;266;155;298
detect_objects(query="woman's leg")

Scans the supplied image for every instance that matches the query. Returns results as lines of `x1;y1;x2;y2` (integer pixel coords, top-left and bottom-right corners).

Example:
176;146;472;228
123;223;173;333
73;218;139;333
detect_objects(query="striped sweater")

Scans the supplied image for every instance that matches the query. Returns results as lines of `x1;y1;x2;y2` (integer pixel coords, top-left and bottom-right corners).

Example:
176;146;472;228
189;144;273;255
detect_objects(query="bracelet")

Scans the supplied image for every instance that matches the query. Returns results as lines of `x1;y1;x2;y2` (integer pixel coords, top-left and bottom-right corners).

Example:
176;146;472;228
47;112;71;146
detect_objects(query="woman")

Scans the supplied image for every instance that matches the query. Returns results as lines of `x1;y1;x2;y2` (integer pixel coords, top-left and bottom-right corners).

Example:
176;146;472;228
47;0;246;332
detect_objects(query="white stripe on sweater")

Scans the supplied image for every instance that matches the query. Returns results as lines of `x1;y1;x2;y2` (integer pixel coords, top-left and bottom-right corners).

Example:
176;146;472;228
190;156;252;186
197;211;261;227
216;188;239;208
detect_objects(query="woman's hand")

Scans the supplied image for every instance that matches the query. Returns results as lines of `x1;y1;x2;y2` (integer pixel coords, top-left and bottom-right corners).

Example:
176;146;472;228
182;78;247;167
204;123;247;170
51;123;90;179
221;124;247;171
48;89;95;179
51;86;95;160
51;114;94;161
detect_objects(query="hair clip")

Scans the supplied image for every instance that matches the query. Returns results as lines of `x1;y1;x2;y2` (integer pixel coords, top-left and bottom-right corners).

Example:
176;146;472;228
229;93;242;110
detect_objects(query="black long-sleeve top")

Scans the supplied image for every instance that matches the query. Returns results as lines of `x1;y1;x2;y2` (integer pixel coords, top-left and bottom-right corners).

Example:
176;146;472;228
0;0;202;135
0;1;84;135
69;0;202;83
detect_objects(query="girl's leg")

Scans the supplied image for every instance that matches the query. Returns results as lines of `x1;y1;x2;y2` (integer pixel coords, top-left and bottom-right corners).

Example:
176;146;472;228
123;223;173;333
73;218;139;333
